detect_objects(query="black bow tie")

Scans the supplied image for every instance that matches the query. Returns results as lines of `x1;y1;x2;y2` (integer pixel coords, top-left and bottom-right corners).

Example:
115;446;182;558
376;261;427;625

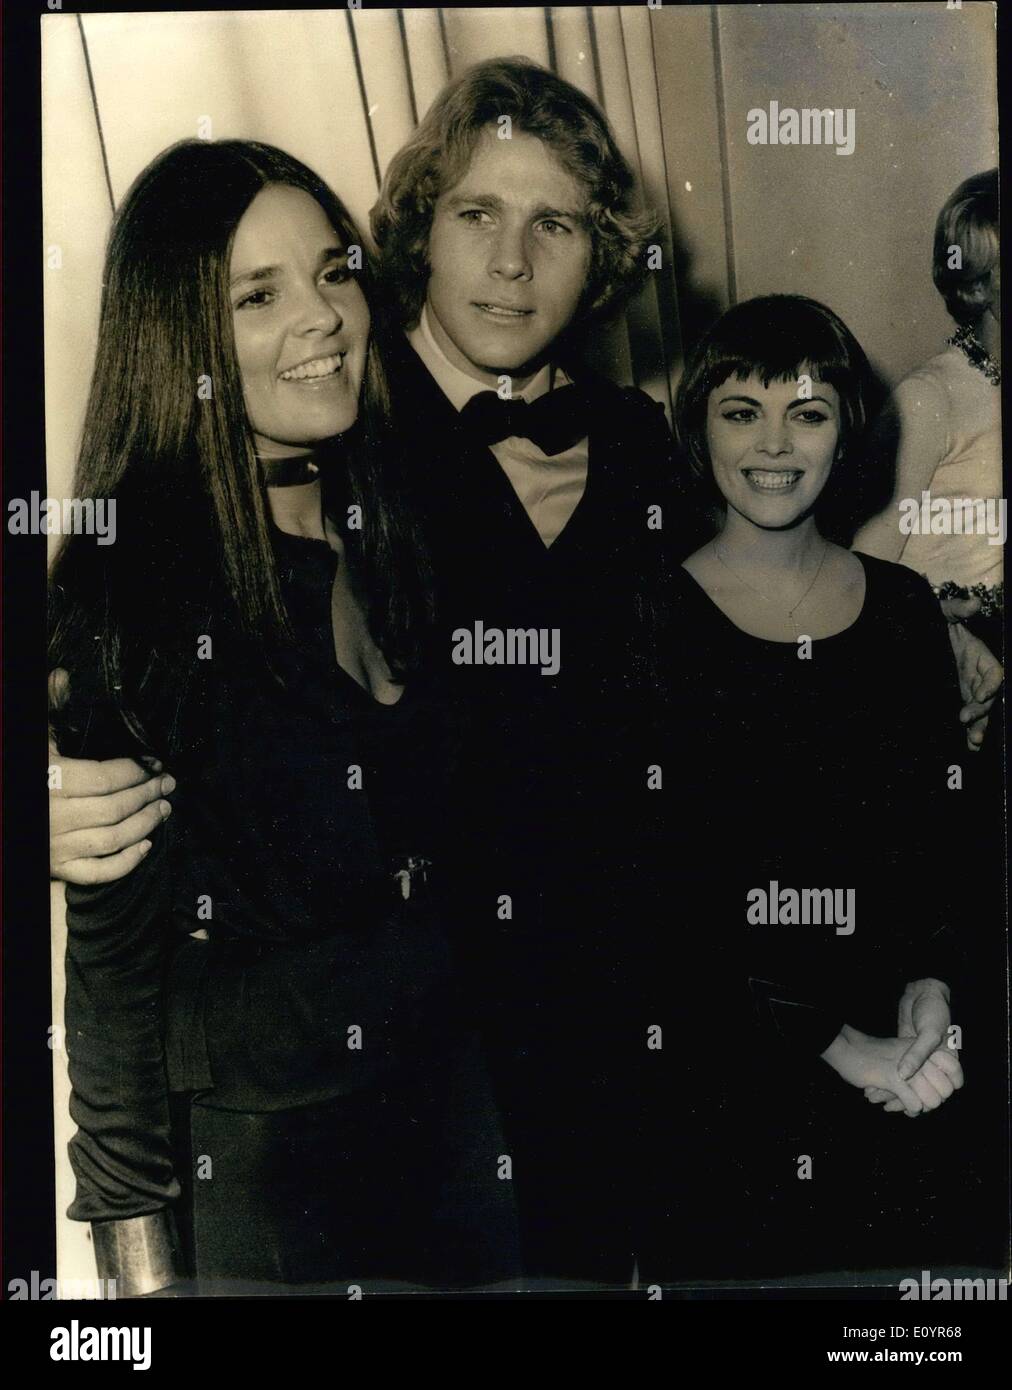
457;385;591;456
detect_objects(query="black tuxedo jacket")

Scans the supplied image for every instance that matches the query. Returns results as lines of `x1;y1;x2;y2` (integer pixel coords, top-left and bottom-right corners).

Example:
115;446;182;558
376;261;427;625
382;334;705;1278
383;331;686;1001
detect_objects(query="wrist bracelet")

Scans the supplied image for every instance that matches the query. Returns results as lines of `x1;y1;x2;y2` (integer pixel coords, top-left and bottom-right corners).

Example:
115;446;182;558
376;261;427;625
92;1211;183;1298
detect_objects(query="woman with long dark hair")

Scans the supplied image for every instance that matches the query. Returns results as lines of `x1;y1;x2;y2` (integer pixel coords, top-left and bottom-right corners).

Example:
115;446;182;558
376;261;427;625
49;139;518;1294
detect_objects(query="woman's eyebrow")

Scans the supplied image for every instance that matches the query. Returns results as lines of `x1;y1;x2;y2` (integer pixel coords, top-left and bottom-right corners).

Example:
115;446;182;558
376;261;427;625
716;393;834;408
230;246;346;289
230;264;280;288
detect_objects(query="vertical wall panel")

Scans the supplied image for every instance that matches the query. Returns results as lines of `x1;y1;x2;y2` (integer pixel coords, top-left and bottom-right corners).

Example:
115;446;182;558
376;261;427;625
441;6;551;74
228;9;381;228
590;7;640;171
351;8;417;186
618;5;677;411
401;8;451;120
550;7;600;103
651;3;731;367
717;1;997;385
584;7;642;386
82;11;258;205
82;10;379;232
42;18;112;510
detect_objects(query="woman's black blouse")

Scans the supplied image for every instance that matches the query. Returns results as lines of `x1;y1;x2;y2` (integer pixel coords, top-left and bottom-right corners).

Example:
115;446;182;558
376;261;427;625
64;528;460;1223
644;552;965;1059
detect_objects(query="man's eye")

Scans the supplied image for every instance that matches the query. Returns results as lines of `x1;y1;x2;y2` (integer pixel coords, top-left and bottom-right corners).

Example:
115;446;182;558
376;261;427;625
235;289;272;310
460;209;491;224
538;219;570;236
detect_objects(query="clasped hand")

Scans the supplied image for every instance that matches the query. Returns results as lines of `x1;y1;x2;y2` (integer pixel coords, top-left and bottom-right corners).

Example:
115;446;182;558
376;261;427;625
822;980;963;1117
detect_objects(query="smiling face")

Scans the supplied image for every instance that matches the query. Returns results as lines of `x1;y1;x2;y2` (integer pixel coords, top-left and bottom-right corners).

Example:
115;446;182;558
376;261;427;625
230;184;370;456
424;127;593;385
705;371;841;529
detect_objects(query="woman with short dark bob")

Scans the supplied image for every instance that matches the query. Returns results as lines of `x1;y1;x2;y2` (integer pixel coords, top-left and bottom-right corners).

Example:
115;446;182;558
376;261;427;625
653;295;968;1273
49;138;518;1294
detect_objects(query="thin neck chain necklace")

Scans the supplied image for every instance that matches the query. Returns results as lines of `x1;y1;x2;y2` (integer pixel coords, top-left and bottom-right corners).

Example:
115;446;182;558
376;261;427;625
713;540;830;638
948;324;1001;386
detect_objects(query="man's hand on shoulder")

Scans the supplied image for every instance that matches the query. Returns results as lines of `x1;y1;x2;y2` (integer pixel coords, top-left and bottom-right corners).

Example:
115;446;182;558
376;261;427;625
940;597;1003;751
48;668;174;885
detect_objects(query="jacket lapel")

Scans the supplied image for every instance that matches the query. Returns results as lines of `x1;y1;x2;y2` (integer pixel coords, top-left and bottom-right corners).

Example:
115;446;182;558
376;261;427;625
387;334;564;567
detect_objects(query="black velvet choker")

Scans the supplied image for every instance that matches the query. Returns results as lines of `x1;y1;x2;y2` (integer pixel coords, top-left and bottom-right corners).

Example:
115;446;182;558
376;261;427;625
257;454;321;487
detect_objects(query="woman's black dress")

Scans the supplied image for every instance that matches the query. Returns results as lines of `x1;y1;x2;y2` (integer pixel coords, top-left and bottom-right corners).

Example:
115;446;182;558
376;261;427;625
62;526;519;1290
634;552;997;1282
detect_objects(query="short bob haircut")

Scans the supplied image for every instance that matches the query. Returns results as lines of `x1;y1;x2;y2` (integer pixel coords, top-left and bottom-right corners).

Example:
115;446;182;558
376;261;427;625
675;295;882;544
370;56;658;330
932;169;999;327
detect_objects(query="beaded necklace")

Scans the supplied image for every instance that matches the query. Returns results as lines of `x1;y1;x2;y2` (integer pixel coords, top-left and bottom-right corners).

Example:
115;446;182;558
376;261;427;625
948;324;1001;386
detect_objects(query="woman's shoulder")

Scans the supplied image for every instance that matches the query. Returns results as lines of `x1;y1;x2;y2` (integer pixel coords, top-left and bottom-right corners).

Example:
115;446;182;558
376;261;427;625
674;548;714;600
856;549;929;590
854;551;942;624
852;556;959;707
667;551;741;642
892;347;971;409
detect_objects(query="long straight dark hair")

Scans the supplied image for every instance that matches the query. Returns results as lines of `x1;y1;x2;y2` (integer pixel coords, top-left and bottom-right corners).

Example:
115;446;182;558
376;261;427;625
49;139;433;760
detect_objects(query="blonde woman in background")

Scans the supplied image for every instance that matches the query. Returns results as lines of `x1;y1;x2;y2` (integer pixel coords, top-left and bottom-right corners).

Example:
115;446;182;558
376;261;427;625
856;170;1001;651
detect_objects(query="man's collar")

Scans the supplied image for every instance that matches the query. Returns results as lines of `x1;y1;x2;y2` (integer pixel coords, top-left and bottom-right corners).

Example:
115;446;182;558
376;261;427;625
405;302;566;413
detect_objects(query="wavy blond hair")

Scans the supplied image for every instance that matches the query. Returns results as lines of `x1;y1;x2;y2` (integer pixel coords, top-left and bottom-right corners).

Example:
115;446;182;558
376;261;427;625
370;56;658;330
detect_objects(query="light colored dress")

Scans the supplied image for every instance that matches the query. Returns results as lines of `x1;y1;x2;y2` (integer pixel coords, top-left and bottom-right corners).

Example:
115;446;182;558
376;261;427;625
893;336;1002;607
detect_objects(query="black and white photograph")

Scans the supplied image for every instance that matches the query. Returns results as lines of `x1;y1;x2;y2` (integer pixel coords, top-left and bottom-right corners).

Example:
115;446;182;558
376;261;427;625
3;0;1008;1350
